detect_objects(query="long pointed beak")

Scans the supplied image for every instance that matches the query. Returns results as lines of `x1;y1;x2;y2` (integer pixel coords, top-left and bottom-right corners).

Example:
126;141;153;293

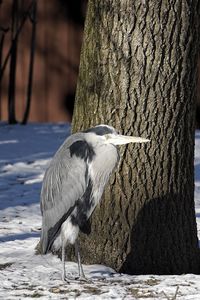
107;134;150;145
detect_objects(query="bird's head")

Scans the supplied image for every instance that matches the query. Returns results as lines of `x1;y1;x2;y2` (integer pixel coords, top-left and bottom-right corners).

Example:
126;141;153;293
84;124;150;146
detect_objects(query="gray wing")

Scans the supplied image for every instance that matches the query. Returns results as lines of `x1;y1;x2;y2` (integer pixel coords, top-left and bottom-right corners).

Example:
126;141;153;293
40;134;92;254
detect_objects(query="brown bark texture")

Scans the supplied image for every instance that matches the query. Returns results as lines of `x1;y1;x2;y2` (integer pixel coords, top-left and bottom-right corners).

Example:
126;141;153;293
72;0;200;274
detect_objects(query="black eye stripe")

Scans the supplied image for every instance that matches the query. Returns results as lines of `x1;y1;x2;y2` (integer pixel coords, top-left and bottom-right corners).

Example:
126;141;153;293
83;126;115;136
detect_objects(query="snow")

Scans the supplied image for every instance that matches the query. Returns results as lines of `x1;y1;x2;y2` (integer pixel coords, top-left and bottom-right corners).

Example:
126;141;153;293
0;122;200;300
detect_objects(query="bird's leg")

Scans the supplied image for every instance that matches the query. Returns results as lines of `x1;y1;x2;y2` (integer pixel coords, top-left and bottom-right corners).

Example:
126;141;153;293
62;241;67;282
75;240;86;280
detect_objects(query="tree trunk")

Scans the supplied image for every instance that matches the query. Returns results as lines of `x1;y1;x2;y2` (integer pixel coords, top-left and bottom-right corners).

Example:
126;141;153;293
72;0;200;274
21;0;37;125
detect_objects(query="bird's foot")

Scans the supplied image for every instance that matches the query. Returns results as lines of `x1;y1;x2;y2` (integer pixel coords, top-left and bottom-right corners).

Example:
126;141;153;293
62;275;92;284
62;272;89;283
62;271;74;283
62;277;71;284
62;274;77;284
75;275;93;283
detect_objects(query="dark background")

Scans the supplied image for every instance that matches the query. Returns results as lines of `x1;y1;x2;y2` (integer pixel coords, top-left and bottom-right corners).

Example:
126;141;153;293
0;0;200;127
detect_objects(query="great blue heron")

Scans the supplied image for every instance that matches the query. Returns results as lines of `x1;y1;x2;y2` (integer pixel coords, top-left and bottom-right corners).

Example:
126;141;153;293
40;125;149;281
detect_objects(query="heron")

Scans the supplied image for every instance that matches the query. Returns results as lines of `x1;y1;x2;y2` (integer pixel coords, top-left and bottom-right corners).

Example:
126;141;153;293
40;124;149;281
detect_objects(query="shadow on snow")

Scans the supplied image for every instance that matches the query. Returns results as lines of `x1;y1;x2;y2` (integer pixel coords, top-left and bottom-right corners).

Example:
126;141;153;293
0;231;40;242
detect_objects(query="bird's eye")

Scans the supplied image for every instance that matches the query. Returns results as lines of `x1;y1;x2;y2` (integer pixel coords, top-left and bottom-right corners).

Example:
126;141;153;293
105;134;111;140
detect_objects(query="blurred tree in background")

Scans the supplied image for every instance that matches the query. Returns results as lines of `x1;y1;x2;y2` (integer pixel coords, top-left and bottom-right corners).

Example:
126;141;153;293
0;0;37;124
0;0;87;123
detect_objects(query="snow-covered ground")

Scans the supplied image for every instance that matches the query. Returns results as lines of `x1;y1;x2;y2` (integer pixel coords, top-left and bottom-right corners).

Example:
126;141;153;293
0;122;200;300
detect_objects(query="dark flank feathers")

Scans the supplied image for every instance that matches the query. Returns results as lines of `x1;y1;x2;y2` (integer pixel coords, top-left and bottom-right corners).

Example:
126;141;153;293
71;178;94;229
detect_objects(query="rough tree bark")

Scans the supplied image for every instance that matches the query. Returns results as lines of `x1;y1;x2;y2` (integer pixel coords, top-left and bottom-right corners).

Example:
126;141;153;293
72;0;200;274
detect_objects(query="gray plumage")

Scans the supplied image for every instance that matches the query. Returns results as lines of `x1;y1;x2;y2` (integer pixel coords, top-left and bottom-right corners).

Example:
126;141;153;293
40;124;149;281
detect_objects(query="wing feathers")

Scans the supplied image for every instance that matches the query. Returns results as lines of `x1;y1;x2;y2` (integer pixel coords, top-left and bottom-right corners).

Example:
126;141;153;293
40;136;94;253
